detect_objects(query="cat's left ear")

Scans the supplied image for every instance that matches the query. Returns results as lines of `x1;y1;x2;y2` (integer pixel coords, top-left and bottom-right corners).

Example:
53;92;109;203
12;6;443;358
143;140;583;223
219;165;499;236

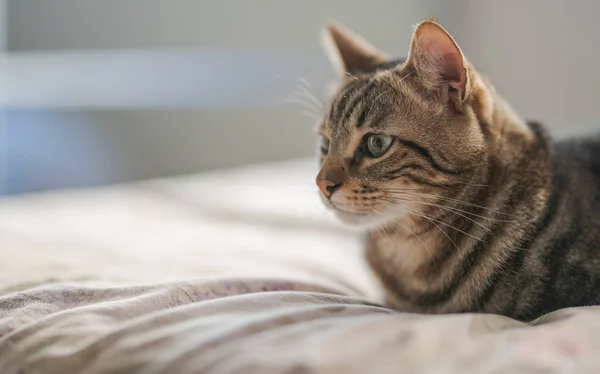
323;21;388;76
406;18;470;101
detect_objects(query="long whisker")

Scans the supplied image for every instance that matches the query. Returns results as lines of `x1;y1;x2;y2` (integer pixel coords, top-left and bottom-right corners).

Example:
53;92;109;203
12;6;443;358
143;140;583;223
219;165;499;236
383;195;493;233
380;197;484;243
384;190;508;215
366;90;390;121
284;96;322;115
300;110;322;121
368;207;394;239
297;78;324;108
398;71;414;83
379;198;462;251
296;84;324;109
369;204;435;261
380;188;512;216
298;77;313;87
285;92;320;108
383;193;513;223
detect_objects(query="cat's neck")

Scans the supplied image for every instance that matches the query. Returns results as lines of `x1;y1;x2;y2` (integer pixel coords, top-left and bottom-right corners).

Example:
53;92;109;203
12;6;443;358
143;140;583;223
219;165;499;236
476;77;538;157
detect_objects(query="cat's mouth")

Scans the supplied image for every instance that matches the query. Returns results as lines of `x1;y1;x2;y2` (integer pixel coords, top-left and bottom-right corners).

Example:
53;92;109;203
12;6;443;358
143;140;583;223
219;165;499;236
321;193;412;228
318;190;405;227
326;201;379;227
330;204;366;215
332;205;369;217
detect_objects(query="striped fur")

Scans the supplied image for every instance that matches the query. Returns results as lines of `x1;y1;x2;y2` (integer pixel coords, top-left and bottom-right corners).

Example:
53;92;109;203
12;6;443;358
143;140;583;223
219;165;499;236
317;19;600;321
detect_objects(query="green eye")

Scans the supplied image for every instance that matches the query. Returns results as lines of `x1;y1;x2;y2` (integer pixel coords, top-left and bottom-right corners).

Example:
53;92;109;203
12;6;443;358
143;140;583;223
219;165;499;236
320;136;330;155
366;134;393;157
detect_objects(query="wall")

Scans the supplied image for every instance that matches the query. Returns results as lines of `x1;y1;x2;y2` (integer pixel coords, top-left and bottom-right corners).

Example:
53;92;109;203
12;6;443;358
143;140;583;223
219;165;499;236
462;0;600;137
8;1;600;194
0;0;7;194
5;0;459;193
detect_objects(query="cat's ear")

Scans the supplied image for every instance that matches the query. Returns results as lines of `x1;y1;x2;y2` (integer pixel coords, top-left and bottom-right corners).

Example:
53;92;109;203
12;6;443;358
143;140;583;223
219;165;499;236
406;18;469;100
323;21;388;75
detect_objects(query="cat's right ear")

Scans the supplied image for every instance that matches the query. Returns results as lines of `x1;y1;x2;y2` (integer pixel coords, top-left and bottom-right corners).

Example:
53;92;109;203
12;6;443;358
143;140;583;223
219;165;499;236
322;21;388;76
406;18;469;101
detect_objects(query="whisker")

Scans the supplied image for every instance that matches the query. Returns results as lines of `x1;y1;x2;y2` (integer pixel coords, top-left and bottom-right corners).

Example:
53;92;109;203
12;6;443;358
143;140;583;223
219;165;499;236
383;194;513;223
296;84;324;109
300;110;322;121
367;207;394;239
379;198;462;251
366;90;390;120
380;197;484;243
383;195;494;233
379;188;512;216
376;186;424;192
296;78;323;107
345;72;361;81
285;91;320;107
298;77;313;88
284;96;322;115
369;204;435;261
398;71;414;83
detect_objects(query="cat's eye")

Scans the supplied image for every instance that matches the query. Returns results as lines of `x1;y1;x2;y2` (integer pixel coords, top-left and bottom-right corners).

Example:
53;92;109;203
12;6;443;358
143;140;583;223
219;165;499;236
366;134;393;158
320;136;330;155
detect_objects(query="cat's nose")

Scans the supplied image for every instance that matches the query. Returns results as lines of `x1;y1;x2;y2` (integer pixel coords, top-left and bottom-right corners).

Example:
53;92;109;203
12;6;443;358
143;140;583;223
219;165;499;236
316;165;345;198
317;179;342;197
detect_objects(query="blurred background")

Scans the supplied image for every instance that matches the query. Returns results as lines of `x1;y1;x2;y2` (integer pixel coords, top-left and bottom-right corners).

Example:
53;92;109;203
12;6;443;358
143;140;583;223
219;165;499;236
1;0;599;195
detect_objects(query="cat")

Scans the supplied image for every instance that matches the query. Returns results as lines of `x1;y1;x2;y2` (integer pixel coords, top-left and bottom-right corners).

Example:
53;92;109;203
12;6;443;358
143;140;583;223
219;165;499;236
315;17;600;321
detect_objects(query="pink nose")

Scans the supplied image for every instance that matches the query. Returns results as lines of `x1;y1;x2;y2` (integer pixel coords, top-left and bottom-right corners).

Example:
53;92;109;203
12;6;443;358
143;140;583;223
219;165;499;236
316;165;345;197
317;179;339;197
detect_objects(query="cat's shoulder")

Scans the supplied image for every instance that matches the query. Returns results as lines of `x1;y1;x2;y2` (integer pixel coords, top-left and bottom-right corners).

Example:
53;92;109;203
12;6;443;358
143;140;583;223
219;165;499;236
554;130;600;175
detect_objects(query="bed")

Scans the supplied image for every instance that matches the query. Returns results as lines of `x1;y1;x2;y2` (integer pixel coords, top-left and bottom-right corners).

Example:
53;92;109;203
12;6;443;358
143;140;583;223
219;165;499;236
0;159;597;374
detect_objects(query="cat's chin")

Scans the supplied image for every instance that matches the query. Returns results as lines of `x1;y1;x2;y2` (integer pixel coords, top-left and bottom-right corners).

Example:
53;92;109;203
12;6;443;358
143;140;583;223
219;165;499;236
332;208;402;230
320;194;405;229
332;210;376;228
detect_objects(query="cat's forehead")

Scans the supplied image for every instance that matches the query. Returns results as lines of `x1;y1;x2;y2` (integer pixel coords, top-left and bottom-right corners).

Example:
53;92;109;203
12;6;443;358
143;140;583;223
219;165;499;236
324;67;409;140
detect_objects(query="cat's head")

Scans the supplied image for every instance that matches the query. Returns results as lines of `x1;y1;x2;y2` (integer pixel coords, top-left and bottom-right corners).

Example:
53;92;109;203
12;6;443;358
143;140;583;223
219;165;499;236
316;18;494;228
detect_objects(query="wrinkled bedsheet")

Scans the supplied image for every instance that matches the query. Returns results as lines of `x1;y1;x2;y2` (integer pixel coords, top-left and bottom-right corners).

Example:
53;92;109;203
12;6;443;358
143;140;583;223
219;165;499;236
0;159;599;373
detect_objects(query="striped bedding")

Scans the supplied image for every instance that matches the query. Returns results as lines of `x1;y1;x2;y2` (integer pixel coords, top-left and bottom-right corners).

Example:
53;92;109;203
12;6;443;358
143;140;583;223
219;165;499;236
0;159;596;373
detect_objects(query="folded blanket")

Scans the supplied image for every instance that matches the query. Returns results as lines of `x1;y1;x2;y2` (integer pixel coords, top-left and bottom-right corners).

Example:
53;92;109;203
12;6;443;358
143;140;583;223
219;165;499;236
1;278;598;374
1;159;598;373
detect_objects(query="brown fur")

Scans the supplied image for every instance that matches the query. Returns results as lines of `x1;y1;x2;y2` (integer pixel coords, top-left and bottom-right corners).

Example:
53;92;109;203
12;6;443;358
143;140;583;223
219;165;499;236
314;19;599;321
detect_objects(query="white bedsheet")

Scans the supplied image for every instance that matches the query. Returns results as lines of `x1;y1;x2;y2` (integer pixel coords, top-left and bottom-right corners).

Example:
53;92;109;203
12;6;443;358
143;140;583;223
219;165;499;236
0;159;598;374
0;159;380;299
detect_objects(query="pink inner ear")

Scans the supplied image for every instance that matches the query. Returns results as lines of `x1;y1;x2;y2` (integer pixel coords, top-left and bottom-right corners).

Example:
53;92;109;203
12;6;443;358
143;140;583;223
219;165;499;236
417;26;465;88
327;22;387;73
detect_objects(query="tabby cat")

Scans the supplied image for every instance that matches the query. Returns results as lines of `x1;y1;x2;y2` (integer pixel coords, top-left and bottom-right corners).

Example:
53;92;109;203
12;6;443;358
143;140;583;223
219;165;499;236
315;17;600;321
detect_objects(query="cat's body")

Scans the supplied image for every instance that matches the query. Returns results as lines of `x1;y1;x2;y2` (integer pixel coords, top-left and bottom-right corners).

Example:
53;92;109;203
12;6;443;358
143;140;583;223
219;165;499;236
315;19;600;321
369;126;600;321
